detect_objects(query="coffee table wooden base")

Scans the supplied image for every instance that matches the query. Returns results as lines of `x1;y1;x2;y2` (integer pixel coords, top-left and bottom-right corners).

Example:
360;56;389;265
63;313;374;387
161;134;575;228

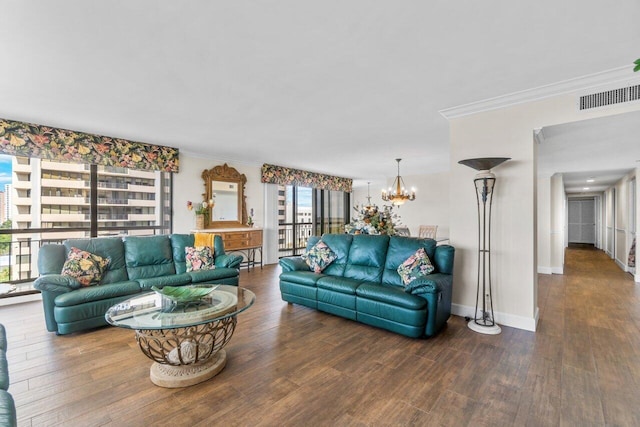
149;349;227;388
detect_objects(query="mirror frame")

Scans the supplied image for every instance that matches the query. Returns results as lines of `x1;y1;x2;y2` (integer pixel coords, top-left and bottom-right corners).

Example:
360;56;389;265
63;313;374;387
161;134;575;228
202;163;247;228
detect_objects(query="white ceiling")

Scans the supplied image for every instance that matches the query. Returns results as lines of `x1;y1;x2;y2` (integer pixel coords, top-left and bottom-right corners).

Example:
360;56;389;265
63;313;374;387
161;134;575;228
538;110;640;194
1;1;639;183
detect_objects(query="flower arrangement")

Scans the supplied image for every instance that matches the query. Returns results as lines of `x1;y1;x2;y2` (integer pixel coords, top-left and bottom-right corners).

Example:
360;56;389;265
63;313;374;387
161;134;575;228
187;199;213;216
247;208;254;226
345;204;401;236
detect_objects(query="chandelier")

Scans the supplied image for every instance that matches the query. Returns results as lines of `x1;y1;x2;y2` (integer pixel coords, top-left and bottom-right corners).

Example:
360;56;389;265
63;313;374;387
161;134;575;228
381;158;416;206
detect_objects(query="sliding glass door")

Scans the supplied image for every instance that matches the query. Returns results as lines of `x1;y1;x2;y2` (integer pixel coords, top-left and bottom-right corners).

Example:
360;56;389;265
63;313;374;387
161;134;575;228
278;185;349;257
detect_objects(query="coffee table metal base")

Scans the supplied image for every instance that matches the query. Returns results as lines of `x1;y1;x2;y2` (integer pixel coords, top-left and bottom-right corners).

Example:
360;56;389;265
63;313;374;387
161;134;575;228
150;350;227;388
135;316;237;388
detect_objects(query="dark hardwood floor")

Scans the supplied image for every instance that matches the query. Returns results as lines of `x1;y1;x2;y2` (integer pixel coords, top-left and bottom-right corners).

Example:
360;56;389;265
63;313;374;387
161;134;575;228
1;247;640;426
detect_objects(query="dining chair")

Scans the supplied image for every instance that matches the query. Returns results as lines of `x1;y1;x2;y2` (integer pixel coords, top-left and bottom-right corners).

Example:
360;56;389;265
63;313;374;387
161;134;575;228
418;225;438;239
395;226;411;236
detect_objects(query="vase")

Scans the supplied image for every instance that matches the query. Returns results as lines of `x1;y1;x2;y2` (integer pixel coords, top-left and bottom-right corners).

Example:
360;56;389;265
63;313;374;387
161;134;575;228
195;214;205;229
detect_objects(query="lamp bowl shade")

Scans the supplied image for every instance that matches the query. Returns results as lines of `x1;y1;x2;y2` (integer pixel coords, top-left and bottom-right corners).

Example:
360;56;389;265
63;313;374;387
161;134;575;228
458;157;510;171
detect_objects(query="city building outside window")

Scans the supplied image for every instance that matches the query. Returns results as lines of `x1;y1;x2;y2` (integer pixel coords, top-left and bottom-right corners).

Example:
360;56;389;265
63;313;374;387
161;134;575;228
0;155;173;296
278;185;349;257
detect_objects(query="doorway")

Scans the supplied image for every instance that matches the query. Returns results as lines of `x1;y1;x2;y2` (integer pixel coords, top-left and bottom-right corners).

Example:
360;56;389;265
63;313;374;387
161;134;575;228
568;197;596;245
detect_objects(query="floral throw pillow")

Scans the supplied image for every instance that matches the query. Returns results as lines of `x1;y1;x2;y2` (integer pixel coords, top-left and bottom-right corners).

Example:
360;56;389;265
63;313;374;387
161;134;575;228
185;246;216;272
397;247;435;286
61;247;110;287
302;240;337;273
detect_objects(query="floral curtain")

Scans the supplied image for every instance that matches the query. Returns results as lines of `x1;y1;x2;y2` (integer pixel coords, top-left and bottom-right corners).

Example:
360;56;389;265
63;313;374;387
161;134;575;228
261;163;352;192
0;118;179;172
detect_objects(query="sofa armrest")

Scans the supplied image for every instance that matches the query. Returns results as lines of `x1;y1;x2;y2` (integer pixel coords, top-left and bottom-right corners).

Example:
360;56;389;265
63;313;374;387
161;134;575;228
34;274;81;293
215;254;243;269
279;256;309;272
434;245;455;274
405;273;453;337
403;273;450;295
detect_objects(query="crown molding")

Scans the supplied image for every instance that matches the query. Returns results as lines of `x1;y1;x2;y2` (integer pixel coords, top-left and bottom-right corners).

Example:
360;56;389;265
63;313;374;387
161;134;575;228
439;66;640;120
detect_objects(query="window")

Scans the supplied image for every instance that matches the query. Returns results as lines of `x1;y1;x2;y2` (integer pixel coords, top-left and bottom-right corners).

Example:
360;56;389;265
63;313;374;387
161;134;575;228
278;185;349;257
0;155;173;293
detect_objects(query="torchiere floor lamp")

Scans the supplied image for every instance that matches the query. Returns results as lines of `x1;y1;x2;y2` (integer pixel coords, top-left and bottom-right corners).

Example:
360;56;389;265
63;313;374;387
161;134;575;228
458;157;510;335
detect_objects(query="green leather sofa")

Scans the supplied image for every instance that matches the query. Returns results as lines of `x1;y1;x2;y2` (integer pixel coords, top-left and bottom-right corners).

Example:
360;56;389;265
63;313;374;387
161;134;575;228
0;324;16;427
279;234;455;338
34;234;242;335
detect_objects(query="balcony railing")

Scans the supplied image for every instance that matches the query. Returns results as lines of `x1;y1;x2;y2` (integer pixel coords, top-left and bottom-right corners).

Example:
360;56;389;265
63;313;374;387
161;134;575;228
278;222;314;257
0;225;169;299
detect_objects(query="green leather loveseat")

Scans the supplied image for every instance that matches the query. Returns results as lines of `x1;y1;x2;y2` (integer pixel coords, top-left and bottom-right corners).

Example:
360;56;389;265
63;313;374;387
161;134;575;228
0;324;16;427
279;234;455;338
34;234;242;335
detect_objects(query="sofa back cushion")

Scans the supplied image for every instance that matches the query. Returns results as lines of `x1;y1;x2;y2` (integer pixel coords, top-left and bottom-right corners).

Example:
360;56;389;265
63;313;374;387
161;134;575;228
124;235;176;280
343;235;389;282
38;244;68;275
170;234;195;274
63;237;128;284
313;234;353;276
382;236;437;286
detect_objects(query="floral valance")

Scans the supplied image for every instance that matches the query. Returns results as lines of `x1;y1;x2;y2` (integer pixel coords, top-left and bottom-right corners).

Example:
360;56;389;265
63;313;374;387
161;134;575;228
0;118;179;172
261;163;352;192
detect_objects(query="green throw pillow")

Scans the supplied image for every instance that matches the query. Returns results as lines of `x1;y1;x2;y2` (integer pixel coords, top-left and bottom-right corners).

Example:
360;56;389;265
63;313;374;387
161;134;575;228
185;246;216;272
302;240;337;273
397;247;434;286
61;247;110;287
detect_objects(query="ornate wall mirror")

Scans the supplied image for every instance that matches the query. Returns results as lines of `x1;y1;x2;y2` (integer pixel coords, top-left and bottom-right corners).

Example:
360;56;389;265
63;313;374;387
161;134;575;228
202;163;247;228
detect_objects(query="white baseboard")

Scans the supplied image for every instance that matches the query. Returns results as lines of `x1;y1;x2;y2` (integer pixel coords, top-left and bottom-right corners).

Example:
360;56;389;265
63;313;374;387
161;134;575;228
615;259;627;271
536;266;563;275
452;303;537;332
635;273;640;283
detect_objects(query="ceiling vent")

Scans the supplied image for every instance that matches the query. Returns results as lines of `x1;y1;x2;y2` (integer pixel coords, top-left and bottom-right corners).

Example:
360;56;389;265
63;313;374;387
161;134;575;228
578;83;640;110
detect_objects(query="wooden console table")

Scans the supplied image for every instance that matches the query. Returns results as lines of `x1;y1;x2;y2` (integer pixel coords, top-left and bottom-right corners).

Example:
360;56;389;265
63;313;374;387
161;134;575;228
193;228;263;271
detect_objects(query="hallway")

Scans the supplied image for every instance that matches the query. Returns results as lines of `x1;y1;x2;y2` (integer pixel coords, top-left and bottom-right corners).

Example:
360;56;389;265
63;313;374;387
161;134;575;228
536;244;640;425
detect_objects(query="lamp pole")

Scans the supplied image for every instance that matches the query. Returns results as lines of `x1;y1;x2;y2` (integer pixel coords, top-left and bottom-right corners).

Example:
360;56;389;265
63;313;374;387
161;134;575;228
458;157;510;335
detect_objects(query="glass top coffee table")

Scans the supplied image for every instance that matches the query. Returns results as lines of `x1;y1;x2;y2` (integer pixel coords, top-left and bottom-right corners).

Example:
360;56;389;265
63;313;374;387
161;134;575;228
105;284;255;388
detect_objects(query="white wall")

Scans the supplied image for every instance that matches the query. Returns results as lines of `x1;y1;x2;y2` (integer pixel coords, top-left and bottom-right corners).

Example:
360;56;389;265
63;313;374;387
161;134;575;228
614;174;629;269
635;168;640;283
537;175;551;273
448;92;640;332
538;173;566;274
352;172;451;238
172;153;265;247
550;174;565;274
609;169;638;273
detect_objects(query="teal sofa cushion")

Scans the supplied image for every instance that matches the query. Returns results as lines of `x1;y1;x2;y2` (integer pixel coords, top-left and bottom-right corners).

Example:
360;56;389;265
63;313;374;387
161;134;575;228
280;271;324;286
170;233;195;274
64;237;128;284
188;267;241;284
38;244;67;275
356;282;427;310
136;273;192;290
316;234;353;276
0;352;7;391
54;281;141;307
343;235;388;282
124;235;176;280
316;276;361;294
382;236;436;286
0;387;15;427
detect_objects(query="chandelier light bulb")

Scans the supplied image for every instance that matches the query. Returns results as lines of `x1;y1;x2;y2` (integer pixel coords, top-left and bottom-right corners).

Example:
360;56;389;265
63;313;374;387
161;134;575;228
381;158;416;206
